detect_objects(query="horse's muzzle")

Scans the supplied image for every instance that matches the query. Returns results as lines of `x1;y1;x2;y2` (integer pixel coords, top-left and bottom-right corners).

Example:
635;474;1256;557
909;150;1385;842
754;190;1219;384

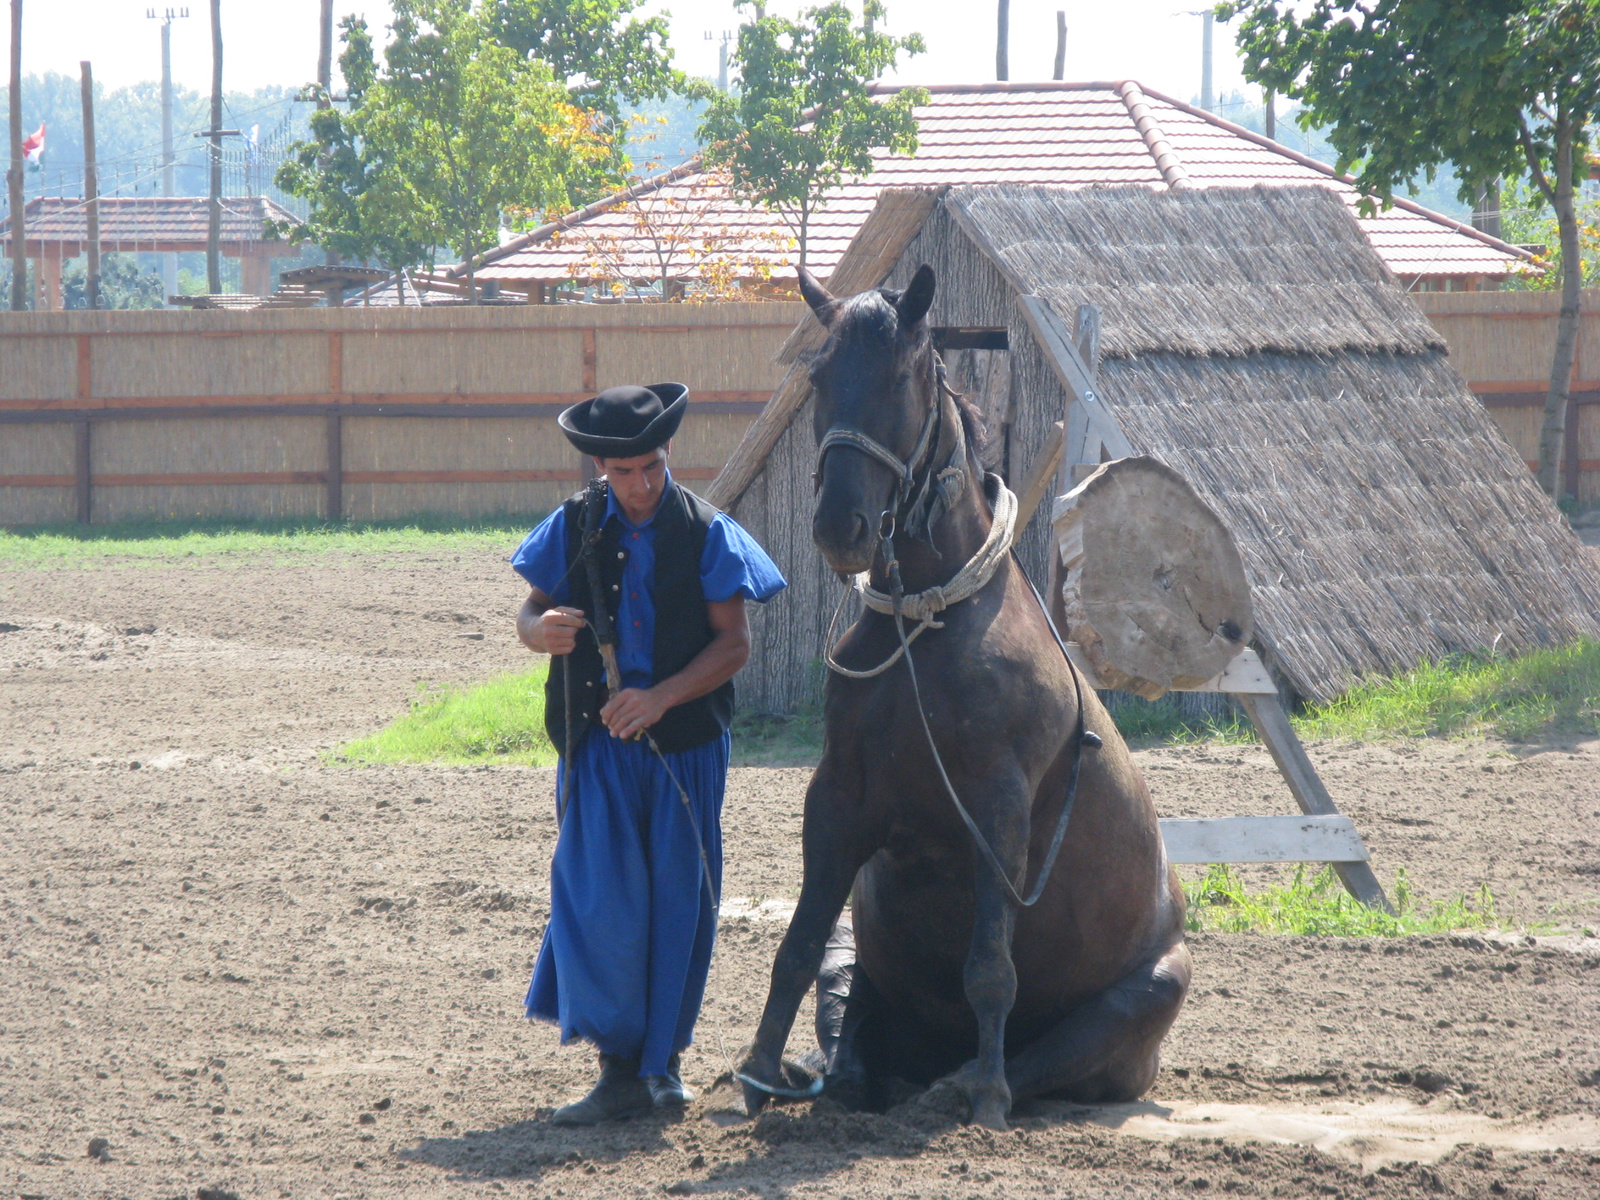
812;505;876;575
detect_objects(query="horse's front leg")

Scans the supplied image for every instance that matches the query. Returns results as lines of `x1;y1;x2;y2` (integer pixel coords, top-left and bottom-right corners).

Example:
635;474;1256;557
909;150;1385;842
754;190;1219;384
740;761;872;1115
955;770;1031;1130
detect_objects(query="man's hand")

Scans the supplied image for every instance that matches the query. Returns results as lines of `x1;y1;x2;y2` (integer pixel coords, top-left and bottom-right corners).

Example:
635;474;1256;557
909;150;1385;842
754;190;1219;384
601;687;669;741
518;591;586;656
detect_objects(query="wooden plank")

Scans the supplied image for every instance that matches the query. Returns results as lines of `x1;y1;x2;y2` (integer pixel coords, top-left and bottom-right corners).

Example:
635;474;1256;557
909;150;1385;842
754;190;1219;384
326;413;343;521
74;419;92;524
0;320;802;341
328;331;343;394
0;399;768;423
1237;692;1394;913
76;334;92;401
1015;295;1135;459
1013;420;1065;532
0;474;76;487
342;467;722;485
704;360;812;509
94;471;329;486
581;328;597;392
1160;815;1370;864
0;391;773;415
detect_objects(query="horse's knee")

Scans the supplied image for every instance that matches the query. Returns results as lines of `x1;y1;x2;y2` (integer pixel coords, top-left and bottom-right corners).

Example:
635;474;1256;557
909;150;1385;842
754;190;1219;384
962;944;1018;1017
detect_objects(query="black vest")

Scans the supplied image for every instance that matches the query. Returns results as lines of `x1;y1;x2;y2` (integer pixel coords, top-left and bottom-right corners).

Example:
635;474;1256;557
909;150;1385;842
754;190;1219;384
543;480;735;755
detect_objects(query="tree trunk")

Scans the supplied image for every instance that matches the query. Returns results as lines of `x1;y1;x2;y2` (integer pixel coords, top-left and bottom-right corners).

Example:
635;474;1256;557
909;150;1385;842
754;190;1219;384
1536;112;1580;500
1053;456;1254;700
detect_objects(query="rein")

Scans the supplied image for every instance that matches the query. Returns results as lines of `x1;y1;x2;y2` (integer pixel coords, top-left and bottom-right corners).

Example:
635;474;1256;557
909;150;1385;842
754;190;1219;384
816;356;1101;910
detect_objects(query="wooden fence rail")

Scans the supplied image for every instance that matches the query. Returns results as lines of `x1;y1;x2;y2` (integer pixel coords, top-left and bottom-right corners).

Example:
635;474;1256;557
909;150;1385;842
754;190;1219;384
0;292;1593;526
0;303;803;525
1415;290;1600;504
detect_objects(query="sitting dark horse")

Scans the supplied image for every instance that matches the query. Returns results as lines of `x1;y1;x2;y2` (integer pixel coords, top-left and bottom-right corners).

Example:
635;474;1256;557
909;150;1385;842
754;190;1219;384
736;264;1191;1130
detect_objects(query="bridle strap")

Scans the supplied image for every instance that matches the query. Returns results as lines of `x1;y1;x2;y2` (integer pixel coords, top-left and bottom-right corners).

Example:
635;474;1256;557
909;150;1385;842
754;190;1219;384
816;425;917;489
811;354;948;505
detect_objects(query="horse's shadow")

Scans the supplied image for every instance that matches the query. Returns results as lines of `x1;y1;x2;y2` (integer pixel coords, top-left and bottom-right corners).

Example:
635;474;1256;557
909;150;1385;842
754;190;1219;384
397;1087;1170;1195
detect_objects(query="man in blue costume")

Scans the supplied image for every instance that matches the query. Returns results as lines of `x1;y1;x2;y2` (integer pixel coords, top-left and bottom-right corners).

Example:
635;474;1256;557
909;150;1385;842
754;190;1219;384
513;382;786;1125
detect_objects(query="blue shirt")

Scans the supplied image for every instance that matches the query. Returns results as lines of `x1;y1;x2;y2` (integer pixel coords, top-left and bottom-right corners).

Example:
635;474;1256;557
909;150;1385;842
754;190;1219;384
511;471;787;690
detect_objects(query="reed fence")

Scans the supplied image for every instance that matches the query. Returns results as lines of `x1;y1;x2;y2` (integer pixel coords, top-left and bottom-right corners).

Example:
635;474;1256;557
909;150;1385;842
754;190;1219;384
0;292;1593;528
1415;290;1600;504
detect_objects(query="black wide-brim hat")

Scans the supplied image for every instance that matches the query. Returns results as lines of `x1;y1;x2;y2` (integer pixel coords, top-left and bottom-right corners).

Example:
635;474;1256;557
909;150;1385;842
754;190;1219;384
558;383;689;459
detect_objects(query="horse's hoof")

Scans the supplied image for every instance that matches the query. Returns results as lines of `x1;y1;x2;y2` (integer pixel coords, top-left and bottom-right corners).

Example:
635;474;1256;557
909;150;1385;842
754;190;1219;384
739;1079;772;1117
969;1100;1009;1131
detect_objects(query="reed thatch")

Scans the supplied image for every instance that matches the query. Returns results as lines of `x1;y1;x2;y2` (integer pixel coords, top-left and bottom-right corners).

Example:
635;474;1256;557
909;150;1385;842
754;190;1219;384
722;183;1600;711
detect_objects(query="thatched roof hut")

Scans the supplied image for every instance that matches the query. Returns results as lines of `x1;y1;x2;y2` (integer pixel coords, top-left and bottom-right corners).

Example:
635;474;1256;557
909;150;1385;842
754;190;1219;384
713;184;1600;712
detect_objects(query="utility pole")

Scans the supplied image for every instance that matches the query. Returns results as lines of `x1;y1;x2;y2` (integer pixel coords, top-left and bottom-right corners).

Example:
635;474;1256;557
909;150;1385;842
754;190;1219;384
148;7;188;305
80;61;100;310
206;0;221;294
1052;11;1066;81
996;0;1009;81
7;0;25;310
1200;11;1214;111
317;0;333;104
1264;88;1275;140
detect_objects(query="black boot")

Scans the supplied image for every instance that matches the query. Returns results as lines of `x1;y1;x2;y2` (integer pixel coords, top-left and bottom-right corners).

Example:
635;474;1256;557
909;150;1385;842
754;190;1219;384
647;1053;695;1109
550;1053;653;1126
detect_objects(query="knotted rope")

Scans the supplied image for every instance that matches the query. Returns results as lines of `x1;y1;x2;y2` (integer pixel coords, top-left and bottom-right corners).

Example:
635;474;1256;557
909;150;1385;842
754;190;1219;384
824;473;1017;679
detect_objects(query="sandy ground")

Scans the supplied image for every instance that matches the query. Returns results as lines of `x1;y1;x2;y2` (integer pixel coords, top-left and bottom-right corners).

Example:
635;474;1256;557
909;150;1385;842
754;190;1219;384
2;551;1598;1200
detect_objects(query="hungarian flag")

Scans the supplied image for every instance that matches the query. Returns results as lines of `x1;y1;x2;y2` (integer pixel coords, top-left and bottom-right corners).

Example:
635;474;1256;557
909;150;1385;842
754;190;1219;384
21;122;44;170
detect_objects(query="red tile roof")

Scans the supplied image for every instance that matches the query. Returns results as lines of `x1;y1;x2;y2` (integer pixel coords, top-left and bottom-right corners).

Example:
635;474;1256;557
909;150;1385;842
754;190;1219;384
472;82;1531;287
0;195;300;252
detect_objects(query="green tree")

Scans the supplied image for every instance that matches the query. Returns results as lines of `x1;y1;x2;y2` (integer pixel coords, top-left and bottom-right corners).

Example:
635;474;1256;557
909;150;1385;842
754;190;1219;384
62;253;165;310
699;1;926;272
486;0;685;121
1501;175;1600;291
277;1;617;300
272;17;433;286
1217;0;1600;500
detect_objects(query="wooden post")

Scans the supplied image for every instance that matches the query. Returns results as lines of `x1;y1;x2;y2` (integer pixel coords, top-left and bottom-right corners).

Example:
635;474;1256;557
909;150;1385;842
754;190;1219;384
1237;692;1394;913
80;60;100;310
1563;398;1580;503
74;418;91;524
206;0;223;296
581;326;597;391
240;253;270;297
996;0;1009;81
326;412;343;521
1052;11;1066;81
317;0;333;104
6;0;23;311
40;249;60;310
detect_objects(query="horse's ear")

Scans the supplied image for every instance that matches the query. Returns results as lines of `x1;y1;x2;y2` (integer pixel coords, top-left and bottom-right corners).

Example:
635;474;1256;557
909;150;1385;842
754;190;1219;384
797;266;838;327
897;264;936;328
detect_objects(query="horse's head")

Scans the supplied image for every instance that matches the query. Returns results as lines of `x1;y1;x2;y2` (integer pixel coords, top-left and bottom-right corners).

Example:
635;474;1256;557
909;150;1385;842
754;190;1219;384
803;263;938;575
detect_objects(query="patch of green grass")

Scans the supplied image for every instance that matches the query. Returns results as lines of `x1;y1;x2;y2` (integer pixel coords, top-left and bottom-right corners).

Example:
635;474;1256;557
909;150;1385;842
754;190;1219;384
337;661;825;769
0;514;543;567
1106;639;1600;746
1183;864;1499;937
1103;692;1255;747
337;668;558;767
1295;639;1600;743
732;707;825;767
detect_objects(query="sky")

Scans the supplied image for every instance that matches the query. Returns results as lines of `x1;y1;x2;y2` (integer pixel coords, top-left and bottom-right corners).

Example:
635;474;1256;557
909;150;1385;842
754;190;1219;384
16;1;1258;107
